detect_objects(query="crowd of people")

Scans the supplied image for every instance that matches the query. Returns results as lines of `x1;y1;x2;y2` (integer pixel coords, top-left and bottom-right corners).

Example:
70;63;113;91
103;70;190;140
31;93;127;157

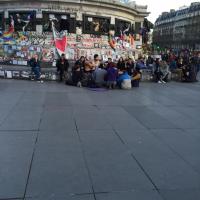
57;53;142;89
28;49;200;88
146;50;200;83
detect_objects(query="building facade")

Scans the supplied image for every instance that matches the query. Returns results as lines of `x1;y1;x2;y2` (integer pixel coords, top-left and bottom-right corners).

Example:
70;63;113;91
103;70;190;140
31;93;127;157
0;0;149;66
153;2;200;50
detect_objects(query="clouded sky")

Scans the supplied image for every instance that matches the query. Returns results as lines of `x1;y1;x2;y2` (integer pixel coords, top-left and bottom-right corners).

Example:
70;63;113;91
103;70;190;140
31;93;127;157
135;0;198;22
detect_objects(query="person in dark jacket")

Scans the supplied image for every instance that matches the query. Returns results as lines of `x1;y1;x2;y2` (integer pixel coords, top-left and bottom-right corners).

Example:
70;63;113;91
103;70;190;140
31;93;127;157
72;56;85;87
126;58;135;76
153;58;164;83
29;54;43;83
56;53;69;82
117;57;126;71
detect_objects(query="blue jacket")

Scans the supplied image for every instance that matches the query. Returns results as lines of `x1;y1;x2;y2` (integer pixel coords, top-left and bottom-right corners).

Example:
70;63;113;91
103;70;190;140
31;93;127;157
117;72;131;83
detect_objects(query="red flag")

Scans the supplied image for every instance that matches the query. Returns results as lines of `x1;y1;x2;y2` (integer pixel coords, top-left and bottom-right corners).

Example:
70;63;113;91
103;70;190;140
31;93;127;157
51;21;67;56
55;35;67;54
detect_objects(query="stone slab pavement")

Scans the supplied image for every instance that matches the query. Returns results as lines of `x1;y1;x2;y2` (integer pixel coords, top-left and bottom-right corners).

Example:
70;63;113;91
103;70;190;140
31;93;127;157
0;79;200;200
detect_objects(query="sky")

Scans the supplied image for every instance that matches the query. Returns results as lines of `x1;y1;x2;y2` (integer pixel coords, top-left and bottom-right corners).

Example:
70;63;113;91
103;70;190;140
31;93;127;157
135;0;199;22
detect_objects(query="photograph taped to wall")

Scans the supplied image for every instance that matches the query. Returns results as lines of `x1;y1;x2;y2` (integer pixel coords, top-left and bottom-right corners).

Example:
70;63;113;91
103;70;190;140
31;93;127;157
6;71;12;78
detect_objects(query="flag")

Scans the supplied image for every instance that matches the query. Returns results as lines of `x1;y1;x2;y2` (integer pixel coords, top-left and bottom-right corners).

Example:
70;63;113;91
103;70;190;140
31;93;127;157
3;15;14;38
51;21;67;56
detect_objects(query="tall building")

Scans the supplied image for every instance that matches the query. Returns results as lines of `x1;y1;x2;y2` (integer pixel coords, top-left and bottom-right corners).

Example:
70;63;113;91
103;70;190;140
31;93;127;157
153;2;200;50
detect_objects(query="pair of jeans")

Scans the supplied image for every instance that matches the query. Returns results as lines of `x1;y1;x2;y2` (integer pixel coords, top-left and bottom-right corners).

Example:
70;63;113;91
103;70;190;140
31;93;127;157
33;67;41;80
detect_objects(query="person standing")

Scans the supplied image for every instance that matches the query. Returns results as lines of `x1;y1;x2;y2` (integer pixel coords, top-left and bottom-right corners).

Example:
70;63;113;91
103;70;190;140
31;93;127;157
72;56;85;87
56;53;69;82
29;54;43;83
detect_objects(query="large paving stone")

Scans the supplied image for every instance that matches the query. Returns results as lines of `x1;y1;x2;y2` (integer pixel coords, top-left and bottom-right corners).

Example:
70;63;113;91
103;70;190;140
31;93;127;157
98;106;146;131
73;106;112;131
25;194;94;200
17;92;45;107
39;107;76;131
151;129;200;173
96;190;163;200
26;131;92;198
67;92;93;106
44;92;71;106
135;88;180;106
185;129;200;141
0;109;42;131
159;189;200;200
124;106;177;129
116;130;200;190
75;114;112;131
0;92;23;105
80;132;154;192
149;106;200;129
0;132;36;199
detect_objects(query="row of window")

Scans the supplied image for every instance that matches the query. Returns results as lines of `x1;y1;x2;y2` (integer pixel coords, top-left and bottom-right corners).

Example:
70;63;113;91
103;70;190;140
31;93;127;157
0;11;142;35
155;3;200;23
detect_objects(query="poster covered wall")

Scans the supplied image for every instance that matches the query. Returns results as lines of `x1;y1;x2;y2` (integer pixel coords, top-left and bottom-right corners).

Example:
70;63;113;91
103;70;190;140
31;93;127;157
0;30;141;66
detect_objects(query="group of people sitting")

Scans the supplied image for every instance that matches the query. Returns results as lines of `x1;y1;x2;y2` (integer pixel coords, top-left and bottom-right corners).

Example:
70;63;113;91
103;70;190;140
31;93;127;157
56;54;142;89
146;51;200;83
29;50;199;87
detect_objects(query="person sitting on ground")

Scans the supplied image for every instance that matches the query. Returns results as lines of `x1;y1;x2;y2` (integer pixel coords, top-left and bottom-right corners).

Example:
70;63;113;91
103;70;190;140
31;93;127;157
169;58;177;71
72;56;85;87
153;58;165;83
84;54;101;73
117;70;132;89
172;58;184;81
106;61;118;89
146;55;154;69
160;60;171;82
126;58;135;76
29;54;43;83
56;53;69;82
136;57;146;70
132;67;142;87
182;59;197;82
93;64;107;88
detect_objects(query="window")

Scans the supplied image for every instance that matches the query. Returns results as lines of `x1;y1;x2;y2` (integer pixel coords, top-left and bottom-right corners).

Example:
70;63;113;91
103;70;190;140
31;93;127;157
43;12;75;33
83;15;110;35
115;19;131;36
9;11;36;31
135;22;142;34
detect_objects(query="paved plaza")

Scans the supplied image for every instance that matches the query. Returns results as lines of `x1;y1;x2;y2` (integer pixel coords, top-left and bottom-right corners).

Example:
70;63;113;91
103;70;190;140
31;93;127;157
0;79;200;200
